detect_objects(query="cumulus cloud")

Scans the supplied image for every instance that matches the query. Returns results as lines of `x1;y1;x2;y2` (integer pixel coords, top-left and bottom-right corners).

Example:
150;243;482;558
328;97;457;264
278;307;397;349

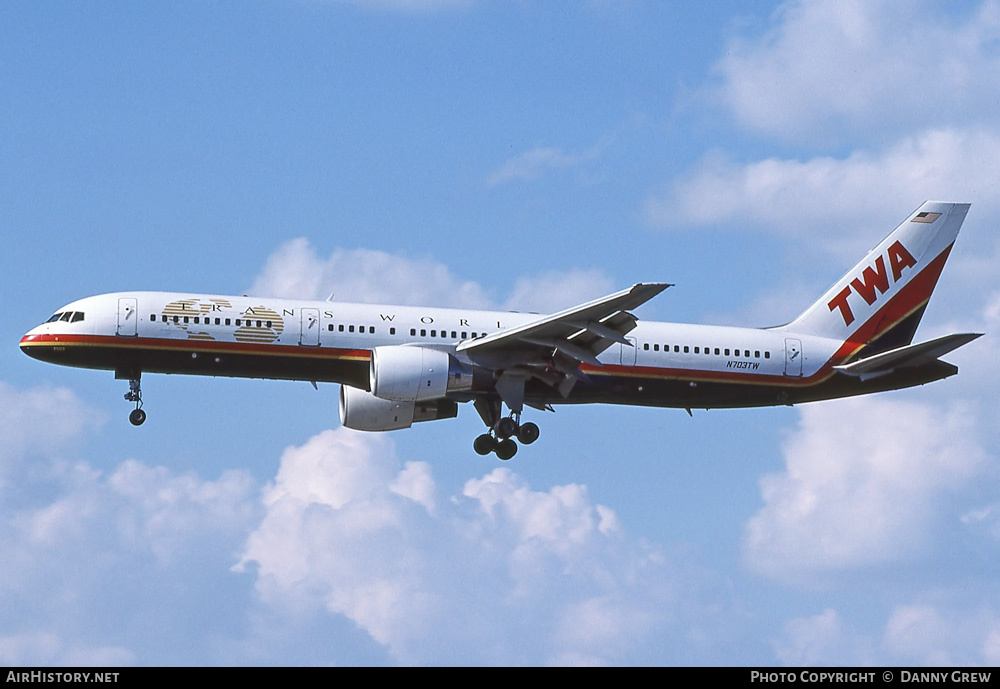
501;268;617;314
646;128;1000;250
0;381;259;665
248;237;618;313
744;397;987;579
772;609;873;666
0;381;104;491
0;632;134;667
713;0;1000;142
247;240;495;308
237;428;717;665
882;603;1000;666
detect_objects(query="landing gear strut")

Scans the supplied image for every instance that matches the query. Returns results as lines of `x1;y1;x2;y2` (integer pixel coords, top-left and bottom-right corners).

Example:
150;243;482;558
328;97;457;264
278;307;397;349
472;400;540;460
124;377;146;426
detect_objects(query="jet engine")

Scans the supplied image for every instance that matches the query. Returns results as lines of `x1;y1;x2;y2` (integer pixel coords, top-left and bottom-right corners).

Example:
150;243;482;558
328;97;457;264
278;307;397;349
369;345;474;402
339;384;458;432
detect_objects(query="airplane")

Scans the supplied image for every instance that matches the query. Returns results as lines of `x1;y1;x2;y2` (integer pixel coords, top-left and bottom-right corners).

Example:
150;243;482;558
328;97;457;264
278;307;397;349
20;201;982;460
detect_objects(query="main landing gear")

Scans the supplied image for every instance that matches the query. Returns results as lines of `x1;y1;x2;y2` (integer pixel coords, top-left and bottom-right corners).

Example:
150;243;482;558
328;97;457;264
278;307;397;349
473;408;540;460
124;377;146;426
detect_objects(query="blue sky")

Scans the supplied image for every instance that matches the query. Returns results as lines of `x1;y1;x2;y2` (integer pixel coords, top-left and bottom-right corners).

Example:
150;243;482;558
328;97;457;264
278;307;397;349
2;0;1000;666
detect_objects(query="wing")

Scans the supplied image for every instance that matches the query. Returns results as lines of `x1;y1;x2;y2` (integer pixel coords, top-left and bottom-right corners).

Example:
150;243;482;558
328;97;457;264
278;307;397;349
456;283;670;408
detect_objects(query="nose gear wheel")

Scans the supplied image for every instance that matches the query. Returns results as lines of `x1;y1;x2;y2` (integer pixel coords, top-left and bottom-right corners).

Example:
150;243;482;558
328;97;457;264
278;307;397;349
124;377;146;426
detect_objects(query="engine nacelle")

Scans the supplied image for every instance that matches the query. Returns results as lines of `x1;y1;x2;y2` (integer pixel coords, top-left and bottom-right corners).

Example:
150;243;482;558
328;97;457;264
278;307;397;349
339;385;458;432
369;346;472;402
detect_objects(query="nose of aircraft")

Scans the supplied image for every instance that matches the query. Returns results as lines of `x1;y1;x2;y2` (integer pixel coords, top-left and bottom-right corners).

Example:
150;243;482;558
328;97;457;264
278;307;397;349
20;324;52;361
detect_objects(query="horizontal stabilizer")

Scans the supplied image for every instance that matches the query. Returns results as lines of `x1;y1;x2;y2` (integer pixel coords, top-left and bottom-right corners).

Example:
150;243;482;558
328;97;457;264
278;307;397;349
834;332;983;379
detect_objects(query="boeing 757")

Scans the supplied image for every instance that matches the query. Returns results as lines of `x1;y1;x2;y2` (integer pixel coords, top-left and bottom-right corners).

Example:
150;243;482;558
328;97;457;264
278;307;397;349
20;201;982;459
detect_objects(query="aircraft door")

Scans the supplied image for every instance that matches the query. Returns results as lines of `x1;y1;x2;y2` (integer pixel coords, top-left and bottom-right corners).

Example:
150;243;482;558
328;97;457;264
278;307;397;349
117;297;137;337
300;308;320;346
784;338;802;377
619;337;637;366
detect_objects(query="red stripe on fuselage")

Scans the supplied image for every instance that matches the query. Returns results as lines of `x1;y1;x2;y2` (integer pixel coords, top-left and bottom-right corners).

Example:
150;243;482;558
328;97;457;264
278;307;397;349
19;333;371;362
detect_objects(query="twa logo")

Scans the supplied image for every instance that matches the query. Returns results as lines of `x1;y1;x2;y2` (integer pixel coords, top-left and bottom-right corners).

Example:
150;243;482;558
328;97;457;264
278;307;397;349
827;240;917;327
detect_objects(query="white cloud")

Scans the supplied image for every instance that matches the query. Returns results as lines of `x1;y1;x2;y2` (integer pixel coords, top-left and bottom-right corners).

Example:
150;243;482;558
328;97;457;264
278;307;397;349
772;609;872;666
486;144;604;187
883;604;954;665
882;603;1000;666
744;396;986;579
647;128;1000;251
0;391;259;666
248;237;619;313
502;268;617;314
0;632;135;667
237;428;712;665
247;239;495;308
0;381;104;490
713;0;1000;142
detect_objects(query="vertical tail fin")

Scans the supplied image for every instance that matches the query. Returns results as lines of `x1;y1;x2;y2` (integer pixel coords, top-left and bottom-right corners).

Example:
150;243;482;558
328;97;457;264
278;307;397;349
785;201;970;351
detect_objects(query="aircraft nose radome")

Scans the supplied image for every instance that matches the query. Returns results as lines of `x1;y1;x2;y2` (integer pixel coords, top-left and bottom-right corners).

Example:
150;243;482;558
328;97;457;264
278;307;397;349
20;329;48;358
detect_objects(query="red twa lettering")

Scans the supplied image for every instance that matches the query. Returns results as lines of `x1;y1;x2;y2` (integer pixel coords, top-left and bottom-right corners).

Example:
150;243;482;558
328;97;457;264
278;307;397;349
827;240;917;327
850;256;889;305
888;240;916;281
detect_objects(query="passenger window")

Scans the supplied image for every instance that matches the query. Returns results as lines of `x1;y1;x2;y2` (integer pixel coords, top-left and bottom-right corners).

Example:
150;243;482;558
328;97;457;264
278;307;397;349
150;314;157;322
390;327;396;335
694;347;699;354
421;329;426;337
410;328;416;336
349;325;355;333
430;330;436;337
744;350;750;357
225;318;231;326
183;316;189;324
462;332;468;339
755;350;760;358
765;351;770;359
328;325;333;331
194;317;200;324
714;348;720;355
643;343;649;351
235;319;241;326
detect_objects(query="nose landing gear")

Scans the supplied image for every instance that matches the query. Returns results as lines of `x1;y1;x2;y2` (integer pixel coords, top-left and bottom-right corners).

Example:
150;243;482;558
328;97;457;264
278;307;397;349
124;377;146;426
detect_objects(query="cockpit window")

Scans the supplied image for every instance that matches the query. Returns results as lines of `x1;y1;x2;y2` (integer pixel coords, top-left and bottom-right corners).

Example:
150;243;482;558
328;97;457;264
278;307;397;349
45;311;84;324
